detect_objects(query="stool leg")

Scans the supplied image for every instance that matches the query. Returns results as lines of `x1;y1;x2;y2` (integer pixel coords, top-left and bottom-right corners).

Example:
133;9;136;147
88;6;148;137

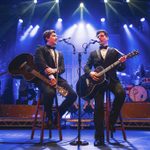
57;111;62;141
119;113;127;141
55;95;62;141
49;119;52;139
106;91;110;143
105;91;127;142
40;107;45;143
31;99;40;139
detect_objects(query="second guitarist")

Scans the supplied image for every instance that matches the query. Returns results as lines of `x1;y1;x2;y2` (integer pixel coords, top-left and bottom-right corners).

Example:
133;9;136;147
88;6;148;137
84;30;126;146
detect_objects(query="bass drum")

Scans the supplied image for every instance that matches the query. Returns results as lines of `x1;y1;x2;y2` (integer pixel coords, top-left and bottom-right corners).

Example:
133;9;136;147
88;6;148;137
129;86;147;102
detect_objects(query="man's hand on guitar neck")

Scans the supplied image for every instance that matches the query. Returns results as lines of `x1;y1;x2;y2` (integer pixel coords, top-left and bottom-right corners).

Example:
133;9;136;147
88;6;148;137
90;71;99;81
119;55;127;63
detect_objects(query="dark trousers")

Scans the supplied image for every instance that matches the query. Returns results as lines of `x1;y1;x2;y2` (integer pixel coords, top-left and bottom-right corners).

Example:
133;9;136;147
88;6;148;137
38;78;77;120
94;79;126;140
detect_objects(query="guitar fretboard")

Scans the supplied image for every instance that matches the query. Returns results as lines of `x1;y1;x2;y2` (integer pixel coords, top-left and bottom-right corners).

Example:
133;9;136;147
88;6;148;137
30;69;68;96
97;60;120;77
31;69;50;85
97;50;139;77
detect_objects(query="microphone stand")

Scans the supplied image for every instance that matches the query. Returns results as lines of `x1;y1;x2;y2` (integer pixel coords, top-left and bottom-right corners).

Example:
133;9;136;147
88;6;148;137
61;40;88;146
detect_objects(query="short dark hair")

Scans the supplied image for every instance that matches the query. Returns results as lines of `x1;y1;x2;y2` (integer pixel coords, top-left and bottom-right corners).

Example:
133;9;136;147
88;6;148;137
96;30;108;38
43;29;56;43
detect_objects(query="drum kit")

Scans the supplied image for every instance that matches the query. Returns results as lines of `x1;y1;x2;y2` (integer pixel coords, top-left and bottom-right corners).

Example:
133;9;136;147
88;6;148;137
117;69;150;102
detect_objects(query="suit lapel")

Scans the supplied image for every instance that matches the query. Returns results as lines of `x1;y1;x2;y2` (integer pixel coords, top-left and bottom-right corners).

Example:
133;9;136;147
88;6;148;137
104;47;110;60
96;49;103;60
45;46;56;67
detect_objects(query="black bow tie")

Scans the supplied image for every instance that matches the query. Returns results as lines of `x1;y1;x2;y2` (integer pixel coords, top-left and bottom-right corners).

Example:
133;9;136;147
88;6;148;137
100;45;108;50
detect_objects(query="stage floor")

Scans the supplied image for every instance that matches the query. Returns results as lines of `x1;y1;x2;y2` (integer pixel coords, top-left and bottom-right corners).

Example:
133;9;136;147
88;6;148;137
0;128;150;150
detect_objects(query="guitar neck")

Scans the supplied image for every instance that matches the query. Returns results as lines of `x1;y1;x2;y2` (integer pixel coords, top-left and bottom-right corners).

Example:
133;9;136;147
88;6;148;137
30;69;50;85
30;68;67;96
98;60;120;77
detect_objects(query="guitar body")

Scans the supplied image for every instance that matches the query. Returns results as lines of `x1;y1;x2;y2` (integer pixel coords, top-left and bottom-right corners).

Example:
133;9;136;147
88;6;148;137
8;53;35;81
76;66;108;101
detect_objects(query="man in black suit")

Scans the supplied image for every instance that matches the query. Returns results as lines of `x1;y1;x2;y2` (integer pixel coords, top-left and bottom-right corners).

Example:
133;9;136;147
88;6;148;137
84;30;126;146
34;29;77;124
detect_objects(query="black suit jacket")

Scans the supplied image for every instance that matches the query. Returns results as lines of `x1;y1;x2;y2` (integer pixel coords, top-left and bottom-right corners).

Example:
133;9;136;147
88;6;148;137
34;45;65;79
84;47;126;81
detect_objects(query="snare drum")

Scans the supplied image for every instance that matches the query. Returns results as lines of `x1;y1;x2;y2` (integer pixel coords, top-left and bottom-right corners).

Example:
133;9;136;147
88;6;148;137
129;86;147;102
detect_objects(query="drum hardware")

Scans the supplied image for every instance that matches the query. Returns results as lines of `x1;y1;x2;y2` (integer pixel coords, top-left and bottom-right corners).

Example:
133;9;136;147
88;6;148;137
140;78;150;88
142;78;150;83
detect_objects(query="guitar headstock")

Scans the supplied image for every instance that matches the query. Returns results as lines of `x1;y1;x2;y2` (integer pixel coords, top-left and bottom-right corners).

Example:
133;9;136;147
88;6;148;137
126;50;139;59
119;50;139;63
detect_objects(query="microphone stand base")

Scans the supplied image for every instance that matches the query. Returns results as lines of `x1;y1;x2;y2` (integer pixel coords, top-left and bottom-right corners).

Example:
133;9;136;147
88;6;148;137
70;140;89;146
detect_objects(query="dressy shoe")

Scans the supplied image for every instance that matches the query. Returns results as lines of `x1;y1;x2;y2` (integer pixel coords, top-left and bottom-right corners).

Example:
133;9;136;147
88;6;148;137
94;139;105;146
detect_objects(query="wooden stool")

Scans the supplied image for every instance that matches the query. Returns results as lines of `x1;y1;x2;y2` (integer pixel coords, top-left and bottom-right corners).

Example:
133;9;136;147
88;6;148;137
105;90;127;143
31;95;62;143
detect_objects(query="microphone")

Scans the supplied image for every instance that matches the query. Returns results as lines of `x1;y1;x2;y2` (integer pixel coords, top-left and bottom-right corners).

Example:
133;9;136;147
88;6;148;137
91;39;99;44
58;37;71;42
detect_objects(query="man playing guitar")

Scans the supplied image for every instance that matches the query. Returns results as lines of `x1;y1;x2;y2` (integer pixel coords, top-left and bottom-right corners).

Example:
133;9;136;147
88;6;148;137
84;30;126;146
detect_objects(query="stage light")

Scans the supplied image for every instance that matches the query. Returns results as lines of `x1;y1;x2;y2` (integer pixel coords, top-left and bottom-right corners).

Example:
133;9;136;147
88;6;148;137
104;0;108;3
129;24;133;28
20;25;33;41
73;24;77;28
86;23;90;28
55;0;59;3
126;0;130;3
58;18;62;22
78;22;84;28
30;25;33;28
33;0;37;4
140;17;145;22
19;19;23;23
123;23;133;41
30;25;40;37
55;18;62;30
80;2;84;8
123;24;127;28
101;18;105;22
